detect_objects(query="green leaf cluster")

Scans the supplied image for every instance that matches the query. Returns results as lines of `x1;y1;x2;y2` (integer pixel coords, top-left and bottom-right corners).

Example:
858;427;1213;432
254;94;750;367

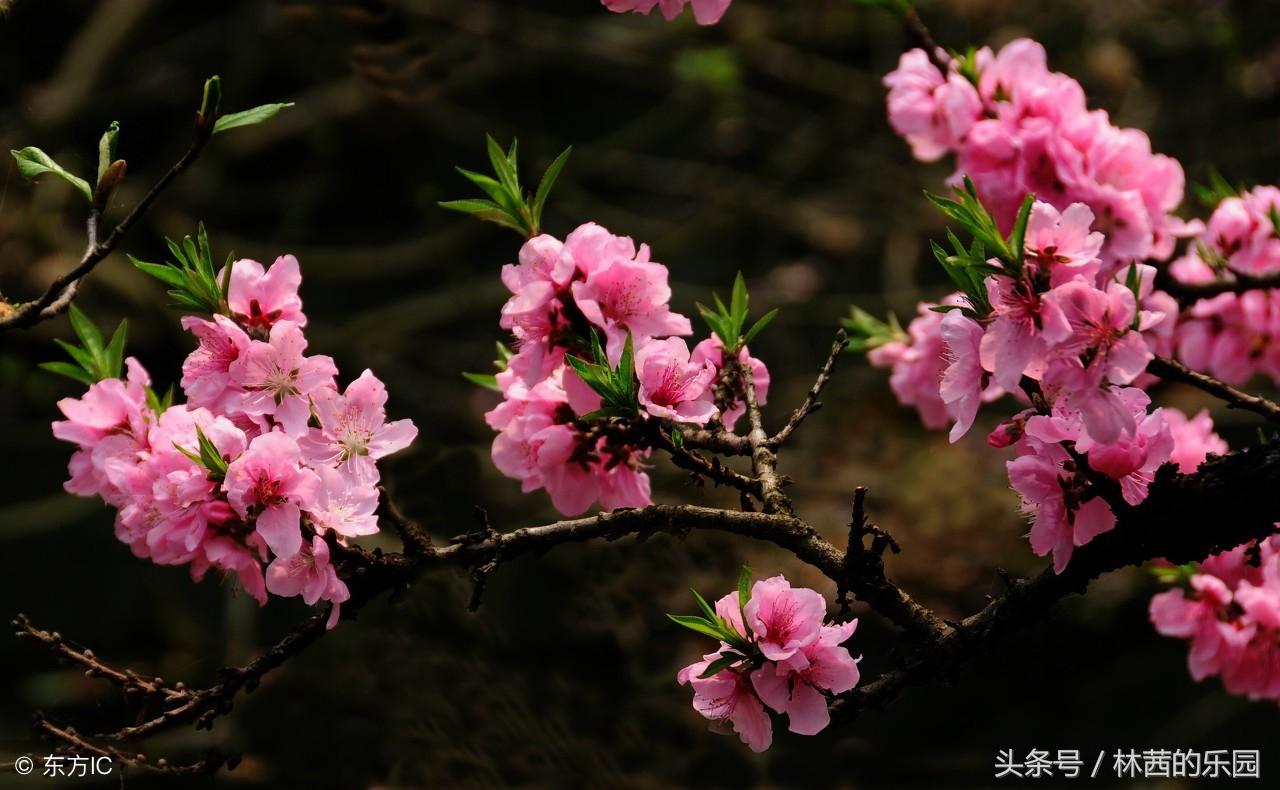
566;332;639;421
842;306;908;353
173;425;230;481
925;178;1034;317
1150;562;1198;585
39;305;127;386
1191;167;1245;210
696;272;778;354
440;135;570;237
667;567;755;677
130;223;233;316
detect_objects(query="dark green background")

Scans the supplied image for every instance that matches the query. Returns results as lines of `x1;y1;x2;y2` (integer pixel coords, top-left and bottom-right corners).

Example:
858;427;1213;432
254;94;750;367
1;1;1278;786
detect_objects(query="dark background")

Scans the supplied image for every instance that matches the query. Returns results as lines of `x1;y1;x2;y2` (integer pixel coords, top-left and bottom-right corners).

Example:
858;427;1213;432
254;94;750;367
1;0;1278;787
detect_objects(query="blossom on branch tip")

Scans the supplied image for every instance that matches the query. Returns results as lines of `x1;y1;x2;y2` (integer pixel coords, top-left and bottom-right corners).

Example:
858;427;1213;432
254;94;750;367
673;572;859;751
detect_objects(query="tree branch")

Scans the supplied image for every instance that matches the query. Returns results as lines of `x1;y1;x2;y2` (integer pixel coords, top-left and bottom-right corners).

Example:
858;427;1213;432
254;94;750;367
832;441;1280;722
1147;356;1280;424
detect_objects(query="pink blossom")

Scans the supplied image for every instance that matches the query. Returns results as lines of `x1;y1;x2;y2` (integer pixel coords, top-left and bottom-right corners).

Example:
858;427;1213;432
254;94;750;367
568;223;692;362
52;358;153;505
1150;538;1280;701
228;320;337;435
1048;280;1153;388
1007;439;1115;573
867;301;951;430
223;254;306;335
307;466;380;539
677;652;772;752
884;38;1190;263
1022;201;1103;287
180;314;251;411
523;423;600;516
980;275;1071;393
750;619;860;735
266;535;351;629
192;535;268;606
883;50;982;162
1030;388;1172;506
635;336;717;424
690;337;770;431
939;310;988;442
302;369;418;482
223;431;321;559
1163;408;1228;474
742;575;827;661
602;0;732;26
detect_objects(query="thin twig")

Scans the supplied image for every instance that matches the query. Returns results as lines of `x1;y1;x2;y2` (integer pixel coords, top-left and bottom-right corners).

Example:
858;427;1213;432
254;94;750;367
1148;356;1280;424
741;354;792;515
0;139;208;331
770;328;847;448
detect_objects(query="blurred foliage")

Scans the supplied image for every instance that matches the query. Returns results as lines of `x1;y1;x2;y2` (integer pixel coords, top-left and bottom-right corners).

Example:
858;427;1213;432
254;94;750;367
2;0;1279;786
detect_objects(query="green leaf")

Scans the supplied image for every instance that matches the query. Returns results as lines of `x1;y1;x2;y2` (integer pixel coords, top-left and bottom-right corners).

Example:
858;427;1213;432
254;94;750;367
1007;193;1035;273
1191;167;1241;209
38;361;96;386
485;134;520;198
103;319;128;380
172;441;205;468
697;652;746;679
666;614;725;641
53;338;97;374
11;147;92;202
462;371;501;391
195;425;229;477
691;588;718;623
67;304;104;359
213;102;295;135
737;565;751;613
617;331;637;402
671;427;684;449
531;146;572;229
742;308;779;346
130;257;188;289
456;167;519;212
730;272;749;329
97;121;120;183
437;199;526;234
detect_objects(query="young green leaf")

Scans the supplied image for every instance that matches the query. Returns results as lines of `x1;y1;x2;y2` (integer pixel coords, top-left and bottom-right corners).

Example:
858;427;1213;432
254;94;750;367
742;308;779;346
213;102;295;135
666;614;725;641
131;223;233;315
691;588;719;623
103;318;128;380
38;361;96;387
438;199;528;234
531;146;572;227
97;121;120;183
67;304;104;358
737;565;751;613
462;371;501;391
11;147;92;202
697;652;746;679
